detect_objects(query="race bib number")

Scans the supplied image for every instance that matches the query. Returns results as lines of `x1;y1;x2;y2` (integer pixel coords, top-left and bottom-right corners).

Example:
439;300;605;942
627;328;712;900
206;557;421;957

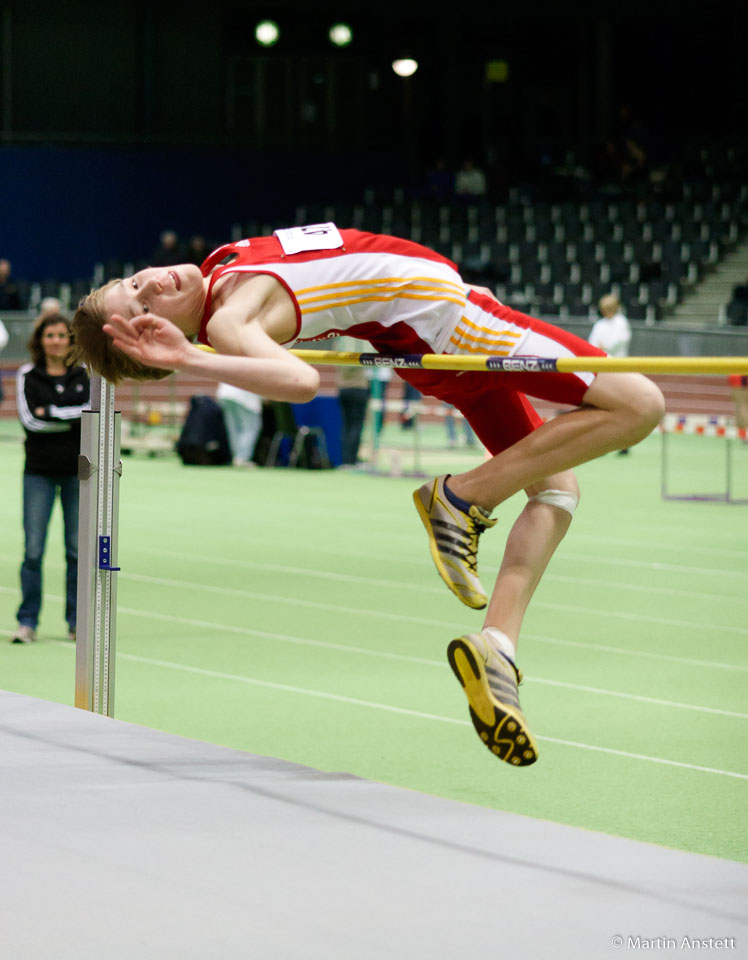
274;223;344;255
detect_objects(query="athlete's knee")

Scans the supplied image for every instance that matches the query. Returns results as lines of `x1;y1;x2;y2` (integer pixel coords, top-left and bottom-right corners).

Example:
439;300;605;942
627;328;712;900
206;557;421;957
587;373;665;440
526;471;580;519
628;376;665;436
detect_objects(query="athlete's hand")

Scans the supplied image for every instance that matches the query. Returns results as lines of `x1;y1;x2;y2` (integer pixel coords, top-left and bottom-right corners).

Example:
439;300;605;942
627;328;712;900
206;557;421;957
467;284;503;305
103;314;193;370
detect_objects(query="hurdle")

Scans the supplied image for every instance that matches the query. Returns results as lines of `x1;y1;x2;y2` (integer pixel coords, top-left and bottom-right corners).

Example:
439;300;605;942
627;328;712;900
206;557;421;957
660;413;748;504
75;375;121;716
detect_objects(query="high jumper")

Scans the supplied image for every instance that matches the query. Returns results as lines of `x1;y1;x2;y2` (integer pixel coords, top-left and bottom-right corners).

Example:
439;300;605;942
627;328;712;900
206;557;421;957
72;223;665;767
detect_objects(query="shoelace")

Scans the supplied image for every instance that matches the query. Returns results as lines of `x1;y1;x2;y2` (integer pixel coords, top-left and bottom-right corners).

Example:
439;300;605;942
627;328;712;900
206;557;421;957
462;508;496;572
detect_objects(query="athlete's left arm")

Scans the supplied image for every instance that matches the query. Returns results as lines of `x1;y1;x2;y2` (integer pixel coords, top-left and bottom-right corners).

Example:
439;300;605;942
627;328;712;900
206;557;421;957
466;284;503;304
194;277;320;401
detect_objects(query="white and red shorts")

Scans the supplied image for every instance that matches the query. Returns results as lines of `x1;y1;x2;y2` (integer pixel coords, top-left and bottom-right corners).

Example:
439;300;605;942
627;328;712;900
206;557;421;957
396;290;606;455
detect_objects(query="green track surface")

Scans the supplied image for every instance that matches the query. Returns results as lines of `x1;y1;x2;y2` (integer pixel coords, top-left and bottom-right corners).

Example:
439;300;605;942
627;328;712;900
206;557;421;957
1;418;747;862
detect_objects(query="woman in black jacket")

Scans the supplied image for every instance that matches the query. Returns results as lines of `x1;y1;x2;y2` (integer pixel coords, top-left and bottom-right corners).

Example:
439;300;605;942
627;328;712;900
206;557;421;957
12;314;90;643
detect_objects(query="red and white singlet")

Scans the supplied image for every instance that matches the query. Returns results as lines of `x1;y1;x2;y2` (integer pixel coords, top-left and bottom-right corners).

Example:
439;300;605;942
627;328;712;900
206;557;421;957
198;224;606;454
198;224;531;359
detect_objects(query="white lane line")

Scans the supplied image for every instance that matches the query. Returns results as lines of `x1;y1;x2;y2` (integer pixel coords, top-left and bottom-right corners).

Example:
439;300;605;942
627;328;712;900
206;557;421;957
1;583;745;674
134;547;748;607
122;571;748;638
28;601;742;719
531;600;748;636
53;645;748;782
534;736;748;781
123;573;459;630
109;609;748;717
557;552;748;581
116;601;748;683
568;532;748;563
529;677;748;720
136;536;748;582
525;632;748;673
540;573;748;607
135;548;440;593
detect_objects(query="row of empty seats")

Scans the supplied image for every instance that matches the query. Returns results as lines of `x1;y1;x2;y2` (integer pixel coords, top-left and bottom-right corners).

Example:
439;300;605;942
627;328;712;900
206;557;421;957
9;174;748;324
276;184;747;322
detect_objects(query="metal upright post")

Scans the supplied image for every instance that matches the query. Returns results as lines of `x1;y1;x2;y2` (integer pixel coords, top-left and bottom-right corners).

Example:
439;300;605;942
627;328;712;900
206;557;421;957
75;376;121;716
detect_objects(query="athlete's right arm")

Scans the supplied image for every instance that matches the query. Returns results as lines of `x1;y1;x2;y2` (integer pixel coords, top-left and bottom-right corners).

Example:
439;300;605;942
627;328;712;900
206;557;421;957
104;306;319;403
183;322;320;402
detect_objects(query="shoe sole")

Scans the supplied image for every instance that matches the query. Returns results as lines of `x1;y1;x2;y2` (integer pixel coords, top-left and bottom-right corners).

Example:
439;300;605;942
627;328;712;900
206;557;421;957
447;637;538;766
412;490;487;610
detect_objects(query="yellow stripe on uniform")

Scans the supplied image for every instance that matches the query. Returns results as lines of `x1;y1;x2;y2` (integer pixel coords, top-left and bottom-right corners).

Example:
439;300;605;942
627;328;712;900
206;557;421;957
301;292;468;314
297;278;466;313
451;326;519;350
294;275;467;298
448;338;511;356
458;314;523;339
297;284;466;308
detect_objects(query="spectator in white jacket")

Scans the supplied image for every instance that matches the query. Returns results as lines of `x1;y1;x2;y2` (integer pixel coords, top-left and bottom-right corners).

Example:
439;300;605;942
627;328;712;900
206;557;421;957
589;295;633;454
589;294;632;358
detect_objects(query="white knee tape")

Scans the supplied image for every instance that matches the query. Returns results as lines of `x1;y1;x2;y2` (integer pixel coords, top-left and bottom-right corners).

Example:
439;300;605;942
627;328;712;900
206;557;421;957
530;488;579;517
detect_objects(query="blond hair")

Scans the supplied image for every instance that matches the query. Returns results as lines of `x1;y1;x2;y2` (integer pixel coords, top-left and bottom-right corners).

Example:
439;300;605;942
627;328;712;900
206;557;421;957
598;294;620;318
71;279;171;385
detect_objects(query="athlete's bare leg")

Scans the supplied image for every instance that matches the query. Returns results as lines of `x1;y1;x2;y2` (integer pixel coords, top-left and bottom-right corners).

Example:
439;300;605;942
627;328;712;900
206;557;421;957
447;372;664;511
440;373;663;767
482;470;578;649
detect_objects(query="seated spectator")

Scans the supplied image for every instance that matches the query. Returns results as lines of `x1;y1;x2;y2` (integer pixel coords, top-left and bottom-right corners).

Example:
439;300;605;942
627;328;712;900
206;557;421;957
39;297;64;320
151;230;183;267
185;235;209;266
616;105;649;183
455;158;487;198
0;258;22;310
425;158;455;202
726;300;748;326
731;277;748;303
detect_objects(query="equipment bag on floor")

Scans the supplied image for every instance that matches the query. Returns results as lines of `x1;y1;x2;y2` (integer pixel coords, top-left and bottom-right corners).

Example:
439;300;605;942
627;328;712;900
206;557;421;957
176;396;232;465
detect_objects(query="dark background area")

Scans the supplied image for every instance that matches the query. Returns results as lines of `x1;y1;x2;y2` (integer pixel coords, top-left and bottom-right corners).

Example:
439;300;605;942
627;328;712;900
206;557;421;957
0;0;746;280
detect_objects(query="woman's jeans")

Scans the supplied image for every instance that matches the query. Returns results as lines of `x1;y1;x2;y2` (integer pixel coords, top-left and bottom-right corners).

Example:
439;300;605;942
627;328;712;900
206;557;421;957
17;473;79;630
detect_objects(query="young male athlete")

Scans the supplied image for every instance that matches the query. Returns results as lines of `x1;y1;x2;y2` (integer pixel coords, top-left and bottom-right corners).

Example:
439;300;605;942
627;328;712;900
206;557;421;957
73;224;665;768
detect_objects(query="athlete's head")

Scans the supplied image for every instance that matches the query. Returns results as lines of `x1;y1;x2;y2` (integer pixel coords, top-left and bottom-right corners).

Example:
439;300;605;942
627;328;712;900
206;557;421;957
72;265;206;384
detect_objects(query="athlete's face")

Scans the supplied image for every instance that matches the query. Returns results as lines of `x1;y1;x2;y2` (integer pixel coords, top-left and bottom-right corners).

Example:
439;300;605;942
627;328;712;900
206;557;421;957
103;264;207;335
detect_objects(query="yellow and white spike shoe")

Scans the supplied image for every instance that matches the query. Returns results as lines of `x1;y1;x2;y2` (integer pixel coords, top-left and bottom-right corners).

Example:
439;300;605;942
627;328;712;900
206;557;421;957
413;475;497;610
447;632;538;767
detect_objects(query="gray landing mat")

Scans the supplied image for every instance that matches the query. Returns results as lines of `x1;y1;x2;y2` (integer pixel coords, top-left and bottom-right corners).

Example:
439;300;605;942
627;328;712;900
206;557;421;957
1;691;746;960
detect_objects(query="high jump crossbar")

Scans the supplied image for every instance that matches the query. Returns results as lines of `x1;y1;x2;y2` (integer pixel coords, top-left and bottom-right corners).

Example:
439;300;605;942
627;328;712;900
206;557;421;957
288;352;748;375
197;344;748;374
75;375;121;716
